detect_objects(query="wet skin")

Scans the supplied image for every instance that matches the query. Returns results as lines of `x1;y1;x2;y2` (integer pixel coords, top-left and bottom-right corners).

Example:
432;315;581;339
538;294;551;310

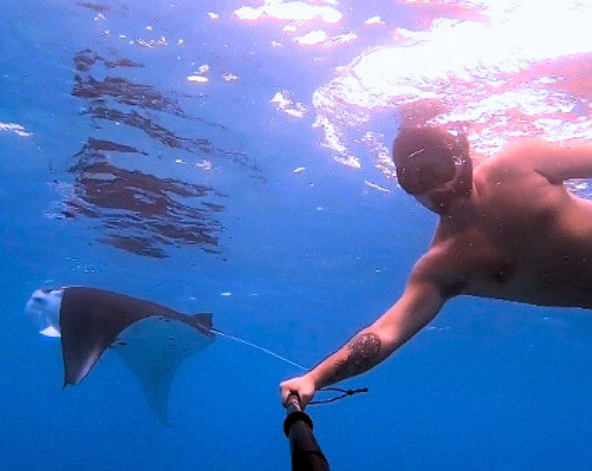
280;137;592;407
428;139;592;308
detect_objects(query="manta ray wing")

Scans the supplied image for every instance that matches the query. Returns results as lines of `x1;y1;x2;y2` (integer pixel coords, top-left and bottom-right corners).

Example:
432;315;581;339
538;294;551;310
58;287;215;423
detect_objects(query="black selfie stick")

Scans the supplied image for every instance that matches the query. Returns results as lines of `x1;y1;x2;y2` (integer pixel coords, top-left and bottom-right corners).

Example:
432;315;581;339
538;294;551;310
283;394;330;471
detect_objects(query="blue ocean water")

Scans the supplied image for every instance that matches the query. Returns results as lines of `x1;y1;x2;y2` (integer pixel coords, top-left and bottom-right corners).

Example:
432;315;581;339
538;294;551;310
3;1;592;469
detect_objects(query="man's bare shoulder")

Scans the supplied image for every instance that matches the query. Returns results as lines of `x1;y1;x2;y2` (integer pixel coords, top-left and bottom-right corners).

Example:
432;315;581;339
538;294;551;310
484;138;570;172
409;243;469;298
478;137;592;188
480;138;543;168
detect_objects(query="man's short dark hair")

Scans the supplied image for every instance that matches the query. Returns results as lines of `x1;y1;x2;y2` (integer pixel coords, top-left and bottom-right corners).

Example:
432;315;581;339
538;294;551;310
392;126;472;196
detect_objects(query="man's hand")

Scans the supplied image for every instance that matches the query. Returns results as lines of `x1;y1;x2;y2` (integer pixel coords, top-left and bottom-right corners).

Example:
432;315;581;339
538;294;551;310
279;374;317;409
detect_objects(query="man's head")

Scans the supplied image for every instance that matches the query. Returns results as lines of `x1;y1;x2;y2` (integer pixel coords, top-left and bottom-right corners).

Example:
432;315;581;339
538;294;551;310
392;126;473;215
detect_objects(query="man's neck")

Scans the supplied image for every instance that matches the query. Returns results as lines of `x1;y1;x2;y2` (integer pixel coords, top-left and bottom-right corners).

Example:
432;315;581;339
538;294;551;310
437;186;478;228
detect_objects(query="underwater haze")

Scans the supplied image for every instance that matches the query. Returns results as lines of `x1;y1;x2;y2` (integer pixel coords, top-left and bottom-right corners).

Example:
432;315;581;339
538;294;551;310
3;0;592;469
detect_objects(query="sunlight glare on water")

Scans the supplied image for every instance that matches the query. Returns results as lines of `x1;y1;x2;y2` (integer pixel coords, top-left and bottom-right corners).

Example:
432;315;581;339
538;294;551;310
308;0;592;175
231;0;592;196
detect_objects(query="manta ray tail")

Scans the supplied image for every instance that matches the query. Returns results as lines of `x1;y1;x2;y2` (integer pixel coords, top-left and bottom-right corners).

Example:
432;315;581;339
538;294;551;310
28;286;304;425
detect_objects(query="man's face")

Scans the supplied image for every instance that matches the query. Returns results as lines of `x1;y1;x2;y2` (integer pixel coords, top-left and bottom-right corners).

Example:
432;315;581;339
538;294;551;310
415;185;464;215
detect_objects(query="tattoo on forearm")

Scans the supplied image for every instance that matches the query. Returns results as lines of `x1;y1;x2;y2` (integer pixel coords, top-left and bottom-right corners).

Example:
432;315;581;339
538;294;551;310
327;333;381;384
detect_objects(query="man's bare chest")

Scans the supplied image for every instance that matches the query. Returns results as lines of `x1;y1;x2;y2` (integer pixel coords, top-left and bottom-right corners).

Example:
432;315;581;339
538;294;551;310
447;231;592;308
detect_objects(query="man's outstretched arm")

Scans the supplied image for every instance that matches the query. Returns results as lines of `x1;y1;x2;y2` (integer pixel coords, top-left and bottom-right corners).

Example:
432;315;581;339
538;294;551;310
279;274;446;408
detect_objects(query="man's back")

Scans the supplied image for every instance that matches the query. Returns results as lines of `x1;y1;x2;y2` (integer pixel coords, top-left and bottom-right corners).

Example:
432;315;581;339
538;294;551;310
422;138;592;308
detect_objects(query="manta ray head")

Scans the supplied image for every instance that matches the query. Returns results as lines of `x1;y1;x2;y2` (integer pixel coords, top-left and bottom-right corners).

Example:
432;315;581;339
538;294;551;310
25;288;64;338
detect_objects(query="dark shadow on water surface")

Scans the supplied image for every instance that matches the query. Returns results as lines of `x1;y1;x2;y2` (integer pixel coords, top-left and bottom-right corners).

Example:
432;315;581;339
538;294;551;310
49;43;265;258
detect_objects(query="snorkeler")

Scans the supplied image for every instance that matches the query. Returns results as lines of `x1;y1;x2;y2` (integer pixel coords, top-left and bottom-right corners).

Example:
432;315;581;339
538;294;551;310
280;125;592;407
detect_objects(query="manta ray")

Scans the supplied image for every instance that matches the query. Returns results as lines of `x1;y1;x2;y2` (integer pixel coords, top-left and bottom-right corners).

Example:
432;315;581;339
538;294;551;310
25;286;216;424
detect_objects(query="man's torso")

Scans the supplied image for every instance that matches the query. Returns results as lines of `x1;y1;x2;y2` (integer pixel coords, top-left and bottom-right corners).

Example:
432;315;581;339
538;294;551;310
423;154;592;308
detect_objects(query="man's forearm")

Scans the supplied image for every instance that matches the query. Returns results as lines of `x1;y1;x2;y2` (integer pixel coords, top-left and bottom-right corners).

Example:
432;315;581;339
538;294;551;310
307;286;444;389
280;276;446;406
309;328;393;389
